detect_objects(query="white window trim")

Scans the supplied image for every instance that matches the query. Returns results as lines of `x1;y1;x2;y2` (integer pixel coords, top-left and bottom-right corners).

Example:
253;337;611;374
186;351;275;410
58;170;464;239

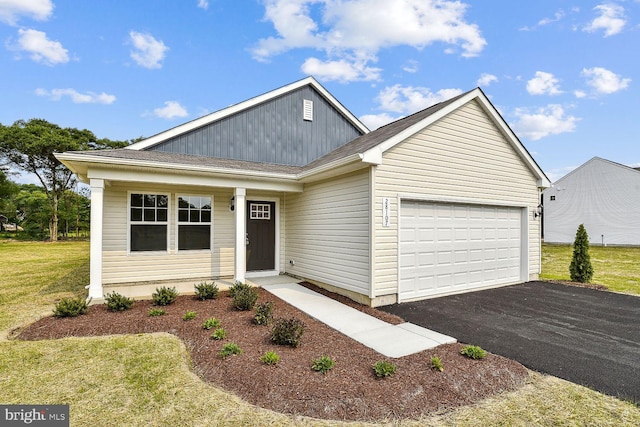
249;202;271;220
127;191;171;255
176;194;214;253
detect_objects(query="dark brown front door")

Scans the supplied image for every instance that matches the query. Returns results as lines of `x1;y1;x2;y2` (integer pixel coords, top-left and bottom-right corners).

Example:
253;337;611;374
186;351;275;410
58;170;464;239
246;201;276;271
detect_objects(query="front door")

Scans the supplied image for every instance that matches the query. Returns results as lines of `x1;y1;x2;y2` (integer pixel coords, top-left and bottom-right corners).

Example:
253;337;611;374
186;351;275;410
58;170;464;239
246;201;276;271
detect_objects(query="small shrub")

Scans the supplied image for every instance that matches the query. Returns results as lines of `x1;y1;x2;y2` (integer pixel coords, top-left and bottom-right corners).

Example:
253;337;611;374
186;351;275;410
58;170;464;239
271;317;306;347
53;297;89;318
232;285;259;311
202;317;222;330
431;356;444;372
148;308;166;317
460;345;487;360
260;351;281;365
194;281;219;300
219;342;242;358
228;281;252;298
104;292;134;312
373;361;397;378
570;224;594;283
312;356;335;374
152;286;179;306
253;301;273;325
182;310;197;321
210;328;227;340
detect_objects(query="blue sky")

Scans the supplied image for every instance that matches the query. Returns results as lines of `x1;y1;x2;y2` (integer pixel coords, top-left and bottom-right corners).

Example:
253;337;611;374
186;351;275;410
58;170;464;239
1;0;638;184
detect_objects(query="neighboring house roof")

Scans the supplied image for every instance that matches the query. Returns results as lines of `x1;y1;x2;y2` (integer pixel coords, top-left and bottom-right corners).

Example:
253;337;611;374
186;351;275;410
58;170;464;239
547;156;640;186
56;81;550;188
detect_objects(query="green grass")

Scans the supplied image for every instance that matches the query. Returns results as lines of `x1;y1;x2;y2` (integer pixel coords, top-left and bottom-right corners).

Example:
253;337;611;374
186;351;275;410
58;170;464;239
0;240;89;336
541;244;640;295
1;239;639;426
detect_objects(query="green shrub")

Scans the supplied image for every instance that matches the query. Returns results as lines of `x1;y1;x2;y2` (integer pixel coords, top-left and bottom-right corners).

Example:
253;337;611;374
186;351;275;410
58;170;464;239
260;351;281;365
373;361;397;378
148;308;166;317
570;224;594;283
219;342;242;358
53;297;89;317
232;285;259;311
253;301;273;325
202;317;222;330
228;281;252;298
311;356;335;374
271;317;305;347
460;345;487;360
194;281;219;300
104;292;134;312
182;310;197;321
210;328;226;340
152;286;179;306
431;356;444;372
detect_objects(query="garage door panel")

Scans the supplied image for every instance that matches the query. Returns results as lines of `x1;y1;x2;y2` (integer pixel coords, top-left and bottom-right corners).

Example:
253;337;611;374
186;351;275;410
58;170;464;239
399;201;523;302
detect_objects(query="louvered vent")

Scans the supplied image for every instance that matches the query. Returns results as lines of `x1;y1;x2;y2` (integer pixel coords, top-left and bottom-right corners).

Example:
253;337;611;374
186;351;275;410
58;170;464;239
303;99;313;121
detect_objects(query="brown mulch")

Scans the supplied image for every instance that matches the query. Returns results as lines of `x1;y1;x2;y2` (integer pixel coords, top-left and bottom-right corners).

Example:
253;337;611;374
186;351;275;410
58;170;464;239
18;288;528;422
544;279;609;291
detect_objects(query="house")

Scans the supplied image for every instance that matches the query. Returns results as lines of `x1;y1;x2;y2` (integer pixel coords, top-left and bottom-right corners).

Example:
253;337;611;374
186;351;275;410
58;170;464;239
57;77;550;306
542;157;640;246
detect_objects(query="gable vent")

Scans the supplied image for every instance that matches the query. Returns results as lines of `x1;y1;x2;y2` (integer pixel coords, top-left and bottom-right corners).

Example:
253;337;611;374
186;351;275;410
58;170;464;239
303;99;313;121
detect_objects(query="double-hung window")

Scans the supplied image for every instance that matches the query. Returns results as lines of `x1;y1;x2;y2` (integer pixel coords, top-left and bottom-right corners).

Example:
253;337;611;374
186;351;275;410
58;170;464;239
130;193;168;252
178;195;212;250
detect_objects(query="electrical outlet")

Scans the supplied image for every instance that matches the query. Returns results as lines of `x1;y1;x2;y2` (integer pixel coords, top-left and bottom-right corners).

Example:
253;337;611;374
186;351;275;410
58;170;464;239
289;259;295;265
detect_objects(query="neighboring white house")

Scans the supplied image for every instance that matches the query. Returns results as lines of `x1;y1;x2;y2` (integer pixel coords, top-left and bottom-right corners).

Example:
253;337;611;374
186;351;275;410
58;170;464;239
57;77;550;306
542;157;640;246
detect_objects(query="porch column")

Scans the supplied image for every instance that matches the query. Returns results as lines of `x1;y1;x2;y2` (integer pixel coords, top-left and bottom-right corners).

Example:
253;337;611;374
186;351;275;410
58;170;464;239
234;187;246;283
88;178;104;300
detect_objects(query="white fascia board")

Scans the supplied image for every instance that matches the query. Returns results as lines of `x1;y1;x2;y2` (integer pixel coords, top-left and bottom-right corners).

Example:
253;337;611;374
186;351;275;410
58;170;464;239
296;153;364;182
127;77;368;151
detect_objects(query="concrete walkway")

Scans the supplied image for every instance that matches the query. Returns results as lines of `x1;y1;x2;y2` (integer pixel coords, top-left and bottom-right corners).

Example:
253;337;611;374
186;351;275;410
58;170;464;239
249;276;455;358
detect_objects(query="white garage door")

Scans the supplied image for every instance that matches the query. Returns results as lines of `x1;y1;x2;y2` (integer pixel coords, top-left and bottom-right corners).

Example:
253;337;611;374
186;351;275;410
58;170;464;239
399;201;523;302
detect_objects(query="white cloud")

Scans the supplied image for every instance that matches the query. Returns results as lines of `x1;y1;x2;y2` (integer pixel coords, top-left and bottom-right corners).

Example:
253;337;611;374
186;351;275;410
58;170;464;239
402;60;419;73
197;0;208;10
520;9;566;31
13;28;69;65
375;85;463;114
574;90;587;98
477;73;497;87
359;113;400;130
129;31;169;69
583;3;626;37
252;0;486;82
546;165;578;183
526;71;562;96
581;67;631;94
510;104;579;140
0;0;53;25
301;56;381;82
153;101;188;119
35;88;116;104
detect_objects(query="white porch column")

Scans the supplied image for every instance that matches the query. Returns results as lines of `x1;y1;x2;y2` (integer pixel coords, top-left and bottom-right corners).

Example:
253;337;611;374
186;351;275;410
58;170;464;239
88;178;105;300
234;187;246;283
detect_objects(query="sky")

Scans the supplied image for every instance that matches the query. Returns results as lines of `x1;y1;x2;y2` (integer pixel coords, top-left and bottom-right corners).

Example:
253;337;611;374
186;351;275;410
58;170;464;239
1;0;638;184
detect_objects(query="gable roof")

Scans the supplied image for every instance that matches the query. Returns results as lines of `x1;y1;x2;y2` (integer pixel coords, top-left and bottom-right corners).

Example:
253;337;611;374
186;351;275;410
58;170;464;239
546;156;640;187
127;76;369;152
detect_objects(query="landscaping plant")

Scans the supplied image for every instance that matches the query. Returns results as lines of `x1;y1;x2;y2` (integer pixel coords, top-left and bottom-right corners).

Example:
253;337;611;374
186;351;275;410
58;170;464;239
53;296;89;317
232;285;259;311
210;328;226;340
373;361;397;378
219;342;242;358
260;351;281;365
311;356;335;374
570;224;594;283
152;286;179;306
431;356;444;372
104;292;134;312
182;311;197;321
148;308;166;317
271;317;305;347
228;281;252;298
202;317;222;330
253;301;273;325
194;281;219;300
460;345;487;360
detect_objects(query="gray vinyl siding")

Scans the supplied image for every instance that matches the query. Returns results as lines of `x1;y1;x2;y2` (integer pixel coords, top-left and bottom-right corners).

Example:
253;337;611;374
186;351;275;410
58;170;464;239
373;100;541;296
543;158;640;245
150;86;362;166
285;169;371;294
102;183;285;284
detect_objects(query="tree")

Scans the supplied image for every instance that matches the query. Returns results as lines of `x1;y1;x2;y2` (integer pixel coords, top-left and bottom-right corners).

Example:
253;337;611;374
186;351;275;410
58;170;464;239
569;224;594;283
0;119;128;241
0;168;18;231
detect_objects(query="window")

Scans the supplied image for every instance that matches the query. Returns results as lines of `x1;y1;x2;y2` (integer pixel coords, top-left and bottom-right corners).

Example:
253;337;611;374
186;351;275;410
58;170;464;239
178;195;212;250
250;203;271;220
130;194;168;252
550;195;556;201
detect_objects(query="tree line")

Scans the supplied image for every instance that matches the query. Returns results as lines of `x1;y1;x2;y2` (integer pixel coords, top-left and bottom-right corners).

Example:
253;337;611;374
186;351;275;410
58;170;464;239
0;119;136;241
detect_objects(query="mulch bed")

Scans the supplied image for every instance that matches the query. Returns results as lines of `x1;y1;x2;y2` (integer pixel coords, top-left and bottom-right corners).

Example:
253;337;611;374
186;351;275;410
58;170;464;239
544;279;609;291
18;288;528;422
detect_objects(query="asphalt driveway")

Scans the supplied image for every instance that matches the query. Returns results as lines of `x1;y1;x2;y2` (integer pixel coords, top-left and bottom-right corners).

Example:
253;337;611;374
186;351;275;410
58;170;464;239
381;281;640;402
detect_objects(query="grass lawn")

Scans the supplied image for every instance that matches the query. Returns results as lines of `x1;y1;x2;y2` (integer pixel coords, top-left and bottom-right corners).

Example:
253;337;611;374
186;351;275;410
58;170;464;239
541;244;640;295
1;239;639;426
